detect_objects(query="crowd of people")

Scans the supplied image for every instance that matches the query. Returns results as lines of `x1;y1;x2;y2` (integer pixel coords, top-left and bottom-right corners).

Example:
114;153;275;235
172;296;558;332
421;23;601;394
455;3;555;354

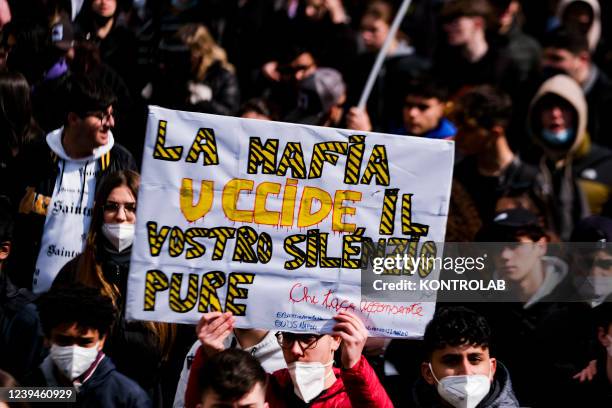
0;0;611;407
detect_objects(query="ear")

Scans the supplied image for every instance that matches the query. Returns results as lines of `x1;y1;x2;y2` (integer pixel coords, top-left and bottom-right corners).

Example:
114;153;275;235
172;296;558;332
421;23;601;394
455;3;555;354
0;241;11;261
98;334;107;350
578;50;590;64
490;125;505;140
330;335;341;353
489;357;497;379
597;326;610;347
536;237;548;256
474;16;485;30
67;112;80;127
421;361;436;385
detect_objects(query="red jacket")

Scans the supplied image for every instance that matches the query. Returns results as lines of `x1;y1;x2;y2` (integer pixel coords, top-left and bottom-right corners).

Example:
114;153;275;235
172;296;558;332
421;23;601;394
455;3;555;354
184;346;393;408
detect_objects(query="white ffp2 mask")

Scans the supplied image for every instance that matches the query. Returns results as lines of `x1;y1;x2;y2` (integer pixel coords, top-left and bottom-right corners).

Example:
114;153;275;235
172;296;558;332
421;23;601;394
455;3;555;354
429;363;492;408
102;223;135;252
287;360;334;403
50;342;100;380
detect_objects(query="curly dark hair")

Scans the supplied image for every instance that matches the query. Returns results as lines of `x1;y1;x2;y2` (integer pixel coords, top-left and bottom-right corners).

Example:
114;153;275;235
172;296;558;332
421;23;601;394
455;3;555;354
423;306;491;359
36;283;116;338
199;349;267;402
454;85;513;130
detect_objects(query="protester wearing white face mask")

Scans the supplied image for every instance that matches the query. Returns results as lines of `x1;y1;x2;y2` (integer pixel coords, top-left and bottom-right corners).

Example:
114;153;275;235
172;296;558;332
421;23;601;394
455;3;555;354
183;310;393;408
413;307;519;408
53;170;175;407
26;284;150;407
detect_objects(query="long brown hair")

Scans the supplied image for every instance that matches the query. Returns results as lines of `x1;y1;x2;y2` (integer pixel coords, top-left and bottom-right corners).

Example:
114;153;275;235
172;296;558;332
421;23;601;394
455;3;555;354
75;170;175;360
176;23;235;81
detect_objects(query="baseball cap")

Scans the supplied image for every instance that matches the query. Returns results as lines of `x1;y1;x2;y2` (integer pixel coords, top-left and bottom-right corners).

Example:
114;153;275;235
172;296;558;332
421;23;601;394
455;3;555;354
284;68;346;126
476;208;545;242
570;216;612;243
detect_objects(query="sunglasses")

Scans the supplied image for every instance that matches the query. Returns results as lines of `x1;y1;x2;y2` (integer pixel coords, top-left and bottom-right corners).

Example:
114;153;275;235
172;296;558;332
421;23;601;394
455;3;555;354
593;259;612;270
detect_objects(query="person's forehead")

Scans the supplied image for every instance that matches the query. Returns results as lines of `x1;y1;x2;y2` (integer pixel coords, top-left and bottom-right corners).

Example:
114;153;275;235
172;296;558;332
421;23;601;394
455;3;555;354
291;52;314;66
543;47;574;58
361;15;385;28
434;343;489;358
405;95;441;104
539;94;573;110
237;383;266;403
516;235;536;243
203;382;265;406
52;322;99;337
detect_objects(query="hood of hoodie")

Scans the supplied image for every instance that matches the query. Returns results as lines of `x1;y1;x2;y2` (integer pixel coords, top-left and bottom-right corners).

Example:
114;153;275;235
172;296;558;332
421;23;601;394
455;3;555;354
527;74;588;158
557;0;601;52
46;126;114;162
524;256;569;308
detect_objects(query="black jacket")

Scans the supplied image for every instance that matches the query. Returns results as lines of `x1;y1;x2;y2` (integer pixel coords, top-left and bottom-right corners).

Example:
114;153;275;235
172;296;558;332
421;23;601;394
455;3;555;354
28;355;151;408
0;272;44;382
453;155;539;224
9;138;136;289
152;61;240;117
54;242;165;407
585;67;612;149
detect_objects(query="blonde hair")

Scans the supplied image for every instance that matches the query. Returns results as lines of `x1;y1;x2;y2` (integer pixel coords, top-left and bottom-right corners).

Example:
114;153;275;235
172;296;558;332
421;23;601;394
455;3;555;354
176;23;234;81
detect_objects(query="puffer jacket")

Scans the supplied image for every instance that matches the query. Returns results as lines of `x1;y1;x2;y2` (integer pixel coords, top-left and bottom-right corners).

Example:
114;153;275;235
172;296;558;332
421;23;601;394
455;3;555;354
184;347;393;408
266;356;393;408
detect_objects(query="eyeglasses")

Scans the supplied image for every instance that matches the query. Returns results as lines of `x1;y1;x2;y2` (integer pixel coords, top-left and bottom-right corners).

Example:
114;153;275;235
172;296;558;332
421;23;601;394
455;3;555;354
85;110;114;125
103;202;137;214
275;332;322;352
593;259;612;270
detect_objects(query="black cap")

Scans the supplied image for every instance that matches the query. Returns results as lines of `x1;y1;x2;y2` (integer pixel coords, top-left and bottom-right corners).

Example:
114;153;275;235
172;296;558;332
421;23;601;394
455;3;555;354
491;208;539;228
570;216;612;243
476;208;544;242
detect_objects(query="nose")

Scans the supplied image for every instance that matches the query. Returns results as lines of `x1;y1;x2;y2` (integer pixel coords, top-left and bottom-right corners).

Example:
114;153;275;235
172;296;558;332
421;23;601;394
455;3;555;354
408;106;420;118
289;340;304;358
457;358;472;376
105;114;115;129
114;206;128;223
550;107;563;120
499;247;513;261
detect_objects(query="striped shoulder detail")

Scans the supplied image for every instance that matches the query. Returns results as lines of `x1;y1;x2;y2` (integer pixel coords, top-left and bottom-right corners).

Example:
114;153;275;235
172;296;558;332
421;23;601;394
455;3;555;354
99;151;111;171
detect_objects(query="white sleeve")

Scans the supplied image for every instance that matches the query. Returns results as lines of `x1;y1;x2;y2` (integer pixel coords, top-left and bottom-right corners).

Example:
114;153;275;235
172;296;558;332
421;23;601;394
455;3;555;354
173;335;236;407
172;340;201;408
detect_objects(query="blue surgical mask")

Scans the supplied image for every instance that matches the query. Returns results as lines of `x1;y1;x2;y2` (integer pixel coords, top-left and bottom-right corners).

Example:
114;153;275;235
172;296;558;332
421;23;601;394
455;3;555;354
542;128;574;145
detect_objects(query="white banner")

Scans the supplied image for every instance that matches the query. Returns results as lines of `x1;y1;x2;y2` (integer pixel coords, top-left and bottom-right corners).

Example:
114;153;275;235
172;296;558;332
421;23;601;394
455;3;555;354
126;106;454;338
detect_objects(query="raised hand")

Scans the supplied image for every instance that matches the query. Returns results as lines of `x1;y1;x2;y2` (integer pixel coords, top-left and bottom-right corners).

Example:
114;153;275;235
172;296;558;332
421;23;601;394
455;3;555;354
332;310;369;369
195;311;235;357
